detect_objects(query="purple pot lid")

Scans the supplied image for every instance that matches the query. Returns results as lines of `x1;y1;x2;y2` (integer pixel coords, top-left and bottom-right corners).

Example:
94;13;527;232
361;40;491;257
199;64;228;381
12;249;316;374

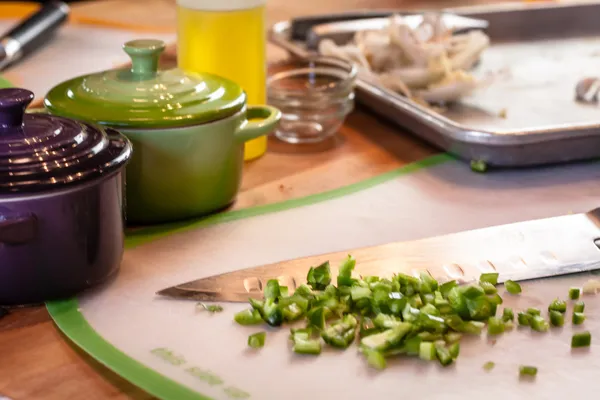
0;88;132;193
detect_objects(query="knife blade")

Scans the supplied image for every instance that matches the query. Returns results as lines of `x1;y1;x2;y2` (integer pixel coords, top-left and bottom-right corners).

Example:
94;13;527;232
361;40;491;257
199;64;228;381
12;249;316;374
157;207;600;302
0;1;70;71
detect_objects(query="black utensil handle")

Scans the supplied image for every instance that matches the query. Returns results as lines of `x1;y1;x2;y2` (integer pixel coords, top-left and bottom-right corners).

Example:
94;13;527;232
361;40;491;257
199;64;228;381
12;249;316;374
2;1;70;57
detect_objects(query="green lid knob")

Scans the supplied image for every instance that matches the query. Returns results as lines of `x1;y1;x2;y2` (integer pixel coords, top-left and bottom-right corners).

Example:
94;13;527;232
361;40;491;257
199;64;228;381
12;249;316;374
122;39;165;80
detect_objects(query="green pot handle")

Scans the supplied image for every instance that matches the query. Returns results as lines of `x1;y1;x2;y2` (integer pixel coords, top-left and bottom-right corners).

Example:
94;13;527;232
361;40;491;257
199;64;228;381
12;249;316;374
235;105;281;143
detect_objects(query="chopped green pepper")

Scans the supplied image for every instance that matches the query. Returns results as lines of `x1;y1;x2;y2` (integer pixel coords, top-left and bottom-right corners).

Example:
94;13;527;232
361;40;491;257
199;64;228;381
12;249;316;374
260;299;283;327
445;315;484;335
419;271;438;294
292;338;322;355
447;287;470;319
470;159;487;173
419;341;437;361
402;336;422;356
466;296;494;321
569;287;581;300
364;349;386;370
549;310;564;327
264;279;281;301
439;280;458;298
444;332;462;343
307;261;332;290
282;303;304;322
479;272;499;285
359;317;380;338
360;323;412;351
519;365;537;377
321;315;357;349
505;280;522;294
290;327;313;340
461;284;485;299
572;312;586;325
307;307;328;330
530;315;549;332
351;286;372;301
463;321;486;335
197;303;223;313
373;313;402;329
232;253;600;372
517;312;531;327
504;320;515;331
337;255;356;287
502;308;514;322
294;284;314;298
448;342;460;359
417;332;443;342
526;308;541;316
435;343;454;366
402;303;420;323
234;309;263;325
571;331;591;348
420;303;440;317
487;293;503;306
487;317;505;335
480;281;498;295
483;361;495;371
247;332;266;349
548;298;567;313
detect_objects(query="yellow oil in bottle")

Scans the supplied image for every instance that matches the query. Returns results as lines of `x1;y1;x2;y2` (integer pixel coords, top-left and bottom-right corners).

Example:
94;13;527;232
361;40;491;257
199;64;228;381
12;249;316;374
177;0;267;161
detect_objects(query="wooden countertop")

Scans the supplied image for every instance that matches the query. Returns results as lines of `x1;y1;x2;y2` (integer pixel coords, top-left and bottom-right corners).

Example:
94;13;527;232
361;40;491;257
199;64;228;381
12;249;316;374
0;0;522;398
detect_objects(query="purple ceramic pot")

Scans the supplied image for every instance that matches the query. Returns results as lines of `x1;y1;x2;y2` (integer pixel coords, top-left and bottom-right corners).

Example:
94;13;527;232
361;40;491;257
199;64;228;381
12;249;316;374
0;88;132;306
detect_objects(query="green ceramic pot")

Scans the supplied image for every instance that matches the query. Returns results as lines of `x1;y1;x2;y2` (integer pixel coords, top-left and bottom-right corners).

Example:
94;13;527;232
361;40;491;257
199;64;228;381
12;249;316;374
43;39;281;224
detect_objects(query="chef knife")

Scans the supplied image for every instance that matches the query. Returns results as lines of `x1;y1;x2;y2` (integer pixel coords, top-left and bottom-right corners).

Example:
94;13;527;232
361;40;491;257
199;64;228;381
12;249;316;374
0;1;70;71
157;207;600;302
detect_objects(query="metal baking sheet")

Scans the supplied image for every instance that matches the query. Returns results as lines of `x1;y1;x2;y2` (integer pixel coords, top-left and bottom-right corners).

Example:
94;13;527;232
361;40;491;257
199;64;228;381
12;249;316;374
268;2;600;167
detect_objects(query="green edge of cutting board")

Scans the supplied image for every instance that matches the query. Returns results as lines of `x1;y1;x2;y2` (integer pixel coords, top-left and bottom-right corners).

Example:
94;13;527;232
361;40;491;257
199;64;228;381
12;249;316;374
46;153;453;400
0;76;12;88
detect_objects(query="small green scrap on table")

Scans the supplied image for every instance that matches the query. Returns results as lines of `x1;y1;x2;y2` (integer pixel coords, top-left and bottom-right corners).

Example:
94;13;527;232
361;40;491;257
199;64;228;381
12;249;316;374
231;255;596;372
248;332;266;349
197;302;224;313
470;159;488;173
572;331;592;348
519;365;538;377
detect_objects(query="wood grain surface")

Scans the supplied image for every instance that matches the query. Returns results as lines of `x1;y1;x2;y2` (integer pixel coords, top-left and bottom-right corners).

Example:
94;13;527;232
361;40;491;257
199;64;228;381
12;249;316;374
0;0;514;398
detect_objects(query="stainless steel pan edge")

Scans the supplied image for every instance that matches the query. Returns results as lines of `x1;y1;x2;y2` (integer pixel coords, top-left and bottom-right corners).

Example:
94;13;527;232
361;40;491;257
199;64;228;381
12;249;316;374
268;2;600;167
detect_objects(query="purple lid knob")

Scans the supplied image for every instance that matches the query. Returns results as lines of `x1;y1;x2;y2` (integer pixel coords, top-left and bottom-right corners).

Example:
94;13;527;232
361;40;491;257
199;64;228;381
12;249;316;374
0;88;34;130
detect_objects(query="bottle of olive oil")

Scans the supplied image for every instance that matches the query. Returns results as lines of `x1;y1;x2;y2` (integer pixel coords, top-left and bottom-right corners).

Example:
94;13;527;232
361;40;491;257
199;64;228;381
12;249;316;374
177;0;267;161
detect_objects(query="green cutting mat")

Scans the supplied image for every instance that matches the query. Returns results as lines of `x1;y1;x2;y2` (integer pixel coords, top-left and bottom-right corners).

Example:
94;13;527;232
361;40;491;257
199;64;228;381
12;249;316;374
0;76;12;88
47;155;451;400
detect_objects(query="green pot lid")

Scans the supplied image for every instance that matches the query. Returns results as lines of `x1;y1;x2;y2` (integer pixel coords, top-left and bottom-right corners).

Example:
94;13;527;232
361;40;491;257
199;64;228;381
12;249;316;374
44;39;247;128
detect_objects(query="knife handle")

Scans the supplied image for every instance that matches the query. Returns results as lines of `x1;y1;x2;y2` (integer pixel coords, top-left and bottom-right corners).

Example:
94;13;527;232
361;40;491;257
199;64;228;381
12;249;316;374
0;1;70;69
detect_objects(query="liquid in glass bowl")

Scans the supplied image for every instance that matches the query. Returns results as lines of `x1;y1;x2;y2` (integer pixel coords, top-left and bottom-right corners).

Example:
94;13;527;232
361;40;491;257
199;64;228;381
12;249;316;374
267;57;357;144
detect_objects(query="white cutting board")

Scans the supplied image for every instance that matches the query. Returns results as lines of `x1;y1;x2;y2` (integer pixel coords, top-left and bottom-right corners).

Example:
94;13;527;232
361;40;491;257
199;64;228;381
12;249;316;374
60;156;600;399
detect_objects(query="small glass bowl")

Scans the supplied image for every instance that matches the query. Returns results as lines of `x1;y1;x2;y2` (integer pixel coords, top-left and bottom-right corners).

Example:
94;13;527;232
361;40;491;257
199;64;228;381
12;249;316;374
267;56;357;144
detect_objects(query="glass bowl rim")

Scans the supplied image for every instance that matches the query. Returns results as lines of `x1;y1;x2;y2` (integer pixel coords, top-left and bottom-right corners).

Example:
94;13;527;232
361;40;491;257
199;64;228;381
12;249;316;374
267;56;358;97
